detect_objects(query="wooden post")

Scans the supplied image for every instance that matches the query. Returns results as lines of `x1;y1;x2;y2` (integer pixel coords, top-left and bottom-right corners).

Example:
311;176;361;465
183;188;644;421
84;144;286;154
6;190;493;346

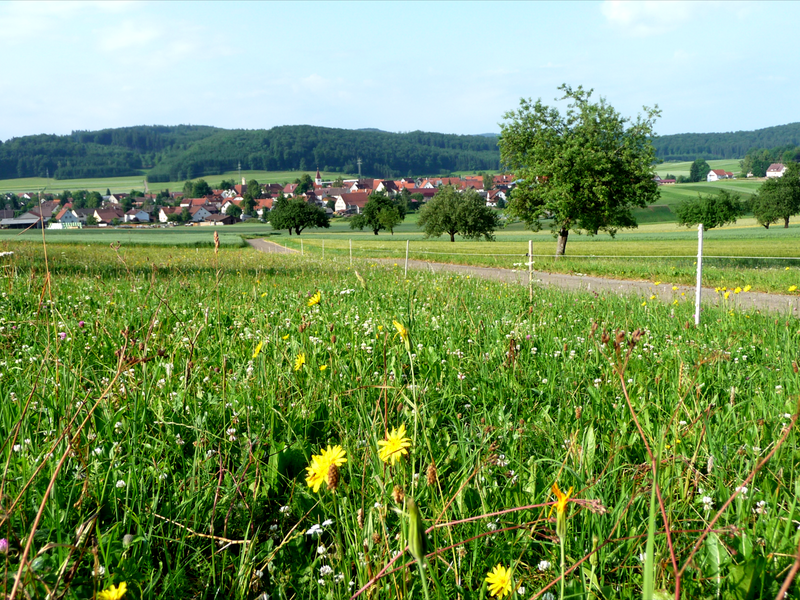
301;240;304;256
349;239;352;266
322;239;324;259
695;224;703;326
528;239;533;301
405;240;409;278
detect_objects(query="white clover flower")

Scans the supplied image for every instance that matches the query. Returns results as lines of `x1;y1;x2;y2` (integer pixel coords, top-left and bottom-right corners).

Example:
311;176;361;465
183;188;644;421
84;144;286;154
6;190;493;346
319;565;334;577
537;559;551;571
306;524;323;537
701;496;713;511
322;518;333;527
317;545;328;556
115;480;126;489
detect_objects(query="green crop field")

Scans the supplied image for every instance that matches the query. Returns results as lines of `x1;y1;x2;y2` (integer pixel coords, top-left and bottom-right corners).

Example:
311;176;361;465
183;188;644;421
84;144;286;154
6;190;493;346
654;159;743;179
0;170;356;196
0;243;797;599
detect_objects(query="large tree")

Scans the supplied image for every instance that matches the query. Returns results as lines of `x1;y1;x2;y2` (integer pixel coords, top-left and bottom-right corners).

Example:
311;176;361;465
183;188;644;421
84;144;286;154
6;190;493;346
418;186;500;242
349;192;407;235
499;84;660;255
751;162;800;228
269;196;330;235
675;190;746;230
688;158;712;182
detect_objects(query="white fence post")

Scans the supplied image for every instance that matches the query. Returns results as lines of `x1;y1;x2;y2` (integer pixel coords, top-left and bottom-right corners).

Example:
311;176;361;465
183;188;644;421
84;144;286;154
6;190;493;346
349;239;352;266
322;240;324;259
528;240;533;301
695;224;703;326
301;240;304;256
405;240;409;278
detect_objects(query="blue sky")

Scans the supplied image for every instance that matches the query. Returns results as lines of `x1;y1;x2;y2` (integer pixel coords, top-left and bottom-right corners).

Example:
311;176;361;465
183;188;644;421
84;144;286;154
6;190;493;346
1;1;797;141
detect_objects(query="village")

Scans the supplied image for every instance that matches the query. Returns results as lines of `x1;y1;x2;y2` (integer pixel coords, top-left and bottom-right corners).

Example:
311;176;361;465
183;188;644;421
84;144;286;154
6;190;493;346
0;170;518;230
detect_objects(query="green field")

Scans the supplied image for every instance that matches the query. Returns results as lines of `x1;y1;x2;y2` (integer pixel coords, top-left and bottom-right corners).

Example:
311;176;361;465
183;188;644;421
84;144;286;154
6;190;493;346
0;170;356;195
0;243;797;599
654;159;743;179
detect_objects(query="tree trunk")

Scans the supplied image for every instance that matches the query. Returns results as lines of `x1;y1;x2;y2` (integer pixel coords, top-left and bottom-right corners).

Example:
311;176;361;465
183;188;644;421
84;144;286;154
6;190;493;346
449;231;456;242
785;216;790;228
288;228;292;235
556;228;569;257
373;229;379;235
764;223;770;229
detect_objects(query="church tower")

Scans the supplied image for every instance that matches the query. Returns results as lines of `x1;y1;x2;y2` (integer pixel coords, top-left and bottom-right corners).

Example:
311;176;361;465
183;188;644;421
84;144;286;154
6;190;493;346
315;168;322;186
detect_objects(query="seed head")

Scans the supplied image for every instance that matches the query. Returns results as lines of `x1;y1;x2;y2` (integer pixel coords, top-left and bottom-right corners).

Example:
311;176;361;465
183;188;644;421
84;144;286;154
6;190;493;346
426;462;438;486
326;463;340;492
392;485;405;504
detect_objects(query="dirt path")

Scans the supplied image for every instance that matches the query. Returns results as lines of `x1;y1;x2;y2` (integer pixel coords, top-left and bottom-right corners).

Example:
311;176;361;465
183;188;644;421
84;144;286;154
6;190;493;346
247;240;800;315
246;238;297;253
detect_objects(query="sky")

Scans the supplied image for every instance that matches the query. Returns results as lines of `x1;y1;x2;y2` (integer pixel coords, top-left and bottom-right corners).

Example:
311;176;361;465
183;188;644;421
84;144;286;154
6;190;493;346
1;0;798;141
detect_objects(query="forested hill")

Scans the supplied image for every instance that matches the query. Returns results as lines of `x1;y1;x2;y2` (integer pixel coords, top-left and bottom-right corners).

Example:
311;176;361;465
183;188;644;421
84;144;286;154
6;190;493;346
0;125;500;181
653;122;800;161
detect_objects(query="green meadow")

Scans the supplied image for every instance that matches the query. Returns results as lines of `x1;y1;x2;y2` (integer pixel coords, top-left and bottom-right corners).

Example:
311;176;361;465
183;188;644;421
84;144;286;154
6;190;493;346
0;243;798;599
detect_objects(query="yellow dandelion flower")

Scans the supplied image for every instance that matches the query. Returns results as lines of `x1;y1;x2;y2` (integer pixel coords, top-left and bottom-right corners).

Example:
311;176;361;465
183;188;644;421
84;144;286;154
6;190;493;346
673;299;679;305
550;482;573;539
319;365;327;371
393;320;408;342
786;266;791;271
98;582;127;600
672;286;678;291
743;285;752;292
654;281;661;285
641;301;647;307
734;287;742;294
790;285;798;292
305;445;347;493
724;291;730;299
282;334;289;340
307;291;321;307
252;341;263;359
294;353;305;371
261;292;268;297
649;294;656;300
485;564;513;598
377;424;412;465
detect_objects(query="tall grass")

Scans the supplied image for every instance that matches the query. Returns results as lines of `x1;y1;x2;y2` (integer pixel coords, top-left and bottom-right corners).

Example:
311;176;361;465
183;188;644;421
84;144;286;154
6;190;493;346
0;244;797;599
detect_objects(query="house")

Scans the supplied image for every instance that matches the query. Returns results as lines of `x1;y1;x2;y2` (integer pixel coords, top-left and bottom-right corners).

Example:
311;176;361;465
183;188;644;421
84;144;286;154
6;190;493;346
202;214;236;226
254;198;274;218
375;180;398;195
220;199;242;214
485;189;507;207
93;208;125;225
158;207;182;223
312;187;350;199
28;200;60;220
766;163;786;178
283;183;299;197
124;209;151;223
263;183;284;196
0;212;42;229
706;169;730;182
348;179;376;193
108;193;129;205
493;174;516;186
657;179;676;185
54;207;81;226
188;206;212;222
333;193;370;214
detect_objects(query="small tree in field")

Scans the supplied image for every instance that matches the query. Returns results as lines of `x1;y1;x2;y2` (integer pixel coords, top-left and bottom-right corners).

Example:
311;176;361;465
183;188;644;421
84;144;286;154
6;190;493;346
349;192;406;235
751;163;800;228
418;186;500;242
675;190;746;230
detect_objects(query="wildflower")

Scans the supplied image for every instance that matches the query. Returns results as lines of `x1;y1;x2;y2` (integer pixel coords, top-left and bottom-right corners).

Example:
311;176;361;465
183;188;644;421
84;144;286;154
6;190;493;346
252;341;263;359
308;291;321;307
790;286;798;292
294;353;305;371
116;480;126;489
724;291;730;300
485;564;513;598
306;524;323;536
319;365;327;371
701;496;713;511
377;424;412;465
0;538;8;554
392;320;410;350
649;295;656;300
282;334;289;340
98;582;127;600
743;285;751;292
305;445;347;493
734;287;742;294
537;559;551;571
58;332;67;340
78;320;85;328
550;482;573;539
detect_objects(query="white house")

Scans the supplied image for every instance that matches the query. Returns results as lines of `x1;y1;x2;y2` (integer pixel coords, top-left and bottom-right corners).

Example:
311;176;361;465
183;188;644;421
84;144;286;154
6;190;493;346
188;206;212;222
54;207;81;226
124;209;151;223
706;169;731;182
766;163;786;178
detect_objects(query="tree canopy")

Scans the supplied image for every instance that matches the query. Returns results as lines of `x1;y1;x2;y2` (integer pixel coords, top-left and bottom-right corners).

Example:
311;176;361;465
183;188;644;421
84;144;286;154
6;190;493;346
499;84;660;255
349;192;407;235
417;186;500;242
269;197;330;235
675;190;746;230
751;163;800;228
688;158;711;183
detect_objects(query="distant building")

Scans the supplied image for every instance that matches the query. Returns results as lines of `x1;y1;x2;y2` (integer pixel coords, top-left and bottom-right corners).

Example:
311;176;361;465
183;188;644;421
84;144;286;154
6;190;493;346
706;169;731;182
766;163;786;178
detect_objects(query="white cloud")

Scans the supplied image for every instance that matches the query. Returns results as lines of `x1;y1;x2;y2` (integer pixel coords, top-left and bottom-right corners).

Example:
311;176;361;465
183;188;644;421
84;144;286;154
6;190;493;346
600;1;696;36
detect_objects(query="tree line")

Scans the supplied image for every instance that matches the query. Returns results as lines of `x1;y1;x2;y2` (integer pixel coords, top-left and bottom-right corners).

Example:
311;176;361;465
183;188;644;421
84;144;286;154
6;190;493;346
653;121;800;161
0;124;500;182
